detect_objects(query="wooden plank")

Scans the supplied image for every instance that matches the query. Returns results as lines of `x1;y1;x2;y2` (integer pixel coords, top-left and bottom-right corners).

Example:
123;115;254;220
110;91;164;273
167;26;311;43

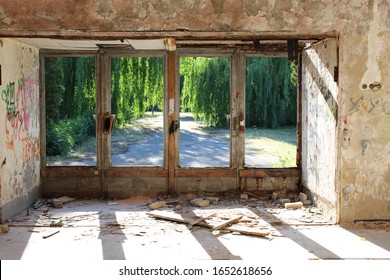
1;30;338;41
211;215;243;231
188;213;216;229
175;169;236;177
147;212;269;238
168;50;176;195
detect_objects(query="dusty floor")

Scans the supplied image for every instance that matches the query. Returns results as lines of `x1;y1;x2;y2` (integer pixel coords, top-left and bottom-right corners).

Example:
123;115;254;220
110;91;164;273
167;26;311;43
1;191;389;260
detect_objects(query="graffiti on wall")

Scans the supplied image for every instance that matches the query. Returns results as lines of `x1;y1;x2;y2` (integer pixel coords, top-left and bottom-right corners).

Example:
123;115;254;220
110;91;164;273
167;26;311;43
1;76;40;162
348;95;388;114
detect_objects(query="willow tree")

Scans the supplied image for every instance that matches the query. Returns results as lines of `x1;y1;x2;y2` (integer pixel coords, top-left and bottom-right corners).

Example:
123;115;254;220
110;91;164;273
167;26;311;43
45;57;65;122
246;57;297;128
111;56;164;126
180;57;230;127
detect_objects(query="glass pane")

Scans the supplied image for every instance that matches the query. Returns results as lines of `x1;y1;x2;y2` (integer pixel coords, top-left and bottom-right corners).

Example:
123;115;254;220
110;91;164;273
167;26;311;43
245;57;297;168
111;57;164;166
45;57;97;166
180;57;230;167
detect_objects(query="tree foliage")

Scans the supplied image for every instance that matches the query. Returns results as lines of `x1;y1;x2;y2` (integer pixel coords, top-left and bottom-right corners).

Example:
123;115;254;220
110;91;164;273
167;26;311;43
45;57;96;156
180;56;297;129
111;57;164;126
246;57;297;128
180;57;230;127
45;55;297;156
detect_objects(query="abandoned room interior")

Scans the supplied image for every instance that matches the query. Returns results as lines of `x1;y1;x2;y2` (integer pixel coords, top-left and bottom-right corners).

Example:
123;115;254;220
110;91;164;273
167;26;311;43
0;0;389;261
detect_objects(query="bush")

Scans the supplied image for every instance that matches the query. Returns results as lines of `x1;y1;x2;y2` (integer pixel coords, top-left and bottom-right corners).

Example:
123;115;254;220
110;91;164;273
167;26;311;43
46;119;74;156
46;115;96;156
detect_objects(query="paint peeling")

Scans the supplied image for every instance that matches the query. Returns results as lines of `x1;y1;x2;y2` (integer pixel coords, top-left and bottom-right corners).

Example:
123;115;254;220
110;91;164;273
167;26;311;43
0;5;6;20
360;0;388;88
95;0;116;19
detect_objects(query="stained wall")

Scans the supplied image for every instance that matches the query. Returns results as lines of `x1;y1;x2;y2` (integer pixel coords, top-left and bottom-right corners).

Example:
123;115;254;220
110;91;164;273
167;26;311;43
0;39;40;222
302;38;338;220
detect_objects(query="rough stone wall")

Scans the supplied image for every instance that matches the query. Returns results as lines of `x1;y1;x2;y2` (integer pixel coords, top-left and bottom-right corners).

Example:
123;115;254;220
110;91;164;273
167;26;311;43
0;0;389;223
0;39;40;222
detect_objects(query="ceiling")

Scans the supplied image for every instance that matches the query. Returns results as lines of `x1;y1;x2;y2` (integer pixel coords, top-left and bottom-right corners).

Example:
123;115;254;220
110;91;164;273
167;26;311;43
14;38;167;50
13;37;316;53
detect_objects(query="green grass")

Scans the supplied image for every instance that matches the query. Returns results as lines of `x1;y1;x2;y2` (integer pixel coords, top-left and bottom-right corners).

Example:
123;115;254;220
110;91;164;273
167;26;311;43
245;126;297;167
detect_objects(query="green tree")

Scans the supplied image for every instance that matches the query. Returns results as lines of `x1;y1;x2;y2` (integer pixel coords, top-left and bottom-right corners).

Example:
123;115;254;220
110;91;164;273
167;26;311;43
246;57;297;128
45;57;65;121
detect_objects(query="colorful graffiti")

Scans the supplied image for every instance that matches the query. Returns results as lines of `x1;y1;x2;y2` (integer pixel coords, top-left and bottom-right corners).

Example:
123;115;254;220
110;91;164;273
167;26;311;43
1;76;40;162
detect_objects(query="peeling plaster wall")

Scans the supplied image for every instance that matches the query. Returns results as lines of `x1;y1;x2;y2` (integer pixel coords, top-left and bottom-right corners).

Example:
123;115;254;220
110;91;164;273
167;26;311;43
0;0;375;36
0;39;40;222
0;0;389;223
302;38;338;220
339;1;390;222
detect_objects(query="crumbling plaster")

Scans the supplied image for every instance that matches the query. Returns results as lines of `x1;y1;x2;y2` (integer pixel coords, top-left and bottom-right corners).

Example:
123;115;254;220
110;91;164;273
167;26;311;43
0;0;389;223
0;0;377;35
0;39;40;222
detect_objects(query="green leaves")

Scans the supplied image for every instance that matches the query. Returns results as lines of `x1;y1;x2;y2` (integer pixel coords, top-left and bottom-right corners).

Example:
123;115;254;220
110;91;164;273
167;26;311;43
111;57;163;126
246;57;297;129
180;57;230;128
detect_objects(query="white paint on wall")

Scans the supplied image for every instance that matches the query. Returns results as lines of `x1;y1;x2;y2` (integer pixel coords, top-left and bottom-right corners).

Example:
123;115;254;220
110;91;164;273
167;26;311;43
0;38;40;207
360;0;387;88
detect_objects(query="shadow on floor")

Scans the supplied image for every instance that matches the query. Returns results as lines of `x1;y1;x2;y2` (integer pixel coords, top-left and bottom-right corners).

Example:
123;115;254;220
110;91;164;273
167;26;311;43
182;209;242;260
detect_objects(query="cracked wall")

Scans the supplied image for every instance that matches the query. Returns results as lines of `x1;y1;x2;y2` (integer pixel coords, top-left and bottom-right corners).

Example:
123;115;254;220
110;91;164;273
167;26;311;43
302;38;338;220
0;39;40;222
0;0;389;223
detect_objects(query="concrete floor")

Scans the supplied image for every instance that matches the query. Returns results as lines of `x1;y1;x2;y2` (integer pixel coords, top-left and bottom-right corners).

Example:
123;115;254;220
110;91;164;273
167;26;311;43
1;196;389;261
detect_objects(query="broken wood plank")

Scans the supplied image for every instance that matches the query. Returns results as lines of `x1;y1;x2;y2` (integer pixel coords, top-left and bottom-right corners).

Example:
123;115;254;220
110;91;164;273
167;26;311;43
43;230;59;239
188;213;216;229
222;226;269;237
147;212;269;238
211;215;243;231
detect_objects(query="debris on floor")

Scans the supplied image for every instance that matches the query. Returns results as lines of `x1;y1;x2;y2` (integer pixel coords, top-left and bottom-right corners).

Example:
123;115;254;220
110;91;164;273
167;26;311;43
6;190;334;241
285;201;303;209
42;230;60;239
149;201;166;210
32;196;76;210
147;211;270;238
354;220;390;231
1;224;10;233
190;198;210;207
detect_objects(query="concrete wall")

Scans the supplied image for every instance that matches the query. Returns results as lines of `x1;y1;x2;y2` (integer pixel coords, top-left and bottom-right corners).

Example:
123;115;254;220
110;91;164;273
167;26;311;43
302;38;338;220
0;39;41;223
0;0;389;223
339;0;390;222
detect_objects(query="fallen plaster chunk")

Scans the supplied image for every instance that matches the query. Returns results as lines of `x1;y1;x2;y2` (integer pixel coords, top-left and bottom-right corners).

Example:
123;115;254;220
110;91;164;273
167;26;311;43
240;193;249;200
303;199;312;206
52;196;76;208
207;197;219;204
278;198;291;204
54;196;76;204
149;201;166;210
1;224;10;233
190;198;210;207
285;201;303;209
299;192;308;202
